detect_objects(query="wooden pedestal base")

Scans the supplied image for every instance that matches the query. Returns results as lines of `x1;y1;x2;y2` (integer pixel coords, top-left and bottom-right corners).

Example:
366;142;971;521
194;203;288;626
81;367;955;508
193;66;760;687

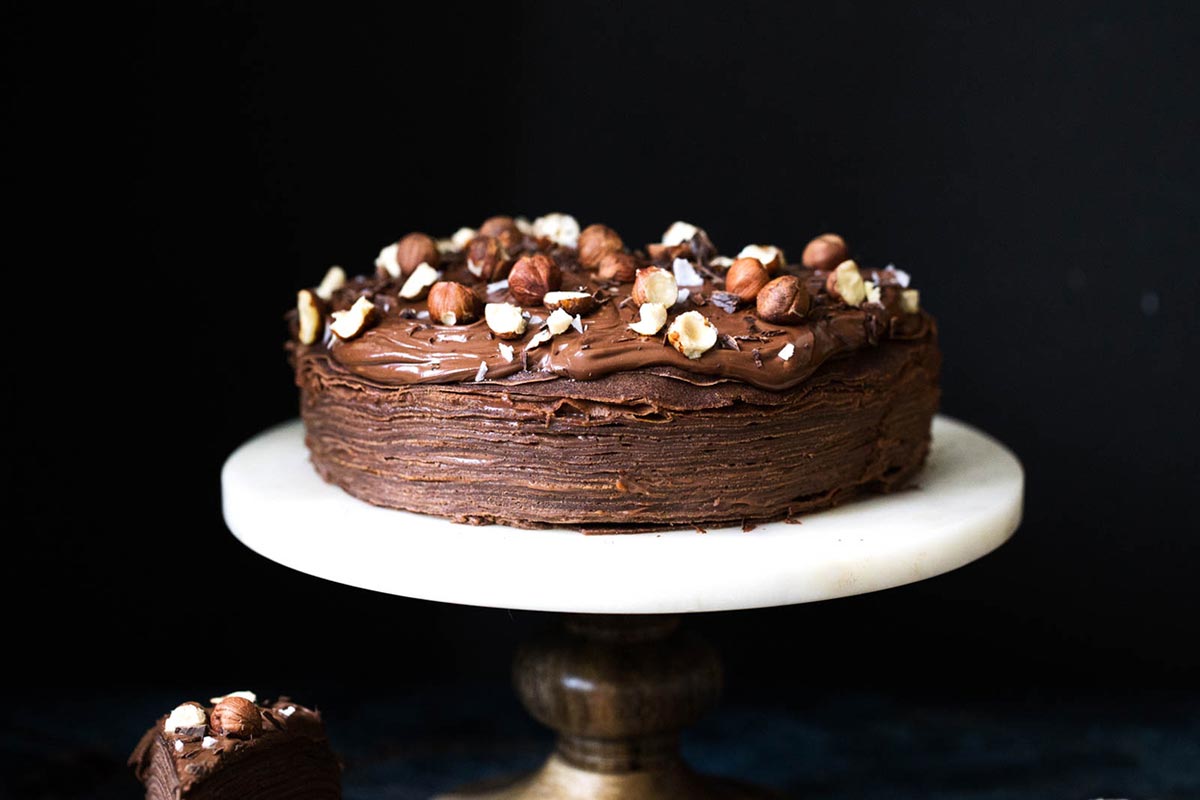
435;614;777;800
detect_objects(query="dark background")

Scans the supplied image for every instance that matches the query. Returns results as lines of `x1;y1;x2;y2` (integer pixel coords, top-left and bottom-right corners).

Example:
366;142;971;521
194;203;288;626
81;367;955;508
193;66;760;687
6;0;1198;756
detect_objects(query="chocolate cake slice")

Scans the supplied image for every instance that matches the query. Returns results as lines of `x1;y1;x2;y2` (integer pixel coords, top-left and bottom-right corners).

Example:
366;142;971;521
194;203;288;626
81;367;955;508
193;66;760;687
287;216;940;532
129;691;341;799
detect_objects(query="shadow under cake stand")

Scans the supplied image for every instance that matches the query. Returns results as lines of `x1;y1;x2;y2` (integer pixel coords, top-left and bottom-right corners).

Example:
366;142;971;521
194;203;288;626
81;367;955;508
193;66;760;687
222;415;1023;799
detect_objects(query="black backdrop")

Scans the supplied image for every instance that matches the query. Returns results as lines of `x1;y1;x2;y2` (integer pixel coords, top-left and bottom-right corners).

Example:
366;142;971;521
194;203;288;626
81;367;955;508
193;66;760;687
7;2;1198;700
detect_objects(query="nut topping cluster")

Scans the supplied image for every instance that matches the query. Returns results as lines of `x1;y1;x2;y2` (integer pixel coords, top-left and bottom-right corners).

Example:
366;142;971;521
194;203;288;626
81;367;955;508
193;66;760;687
293;214;925;379
160;690;299;748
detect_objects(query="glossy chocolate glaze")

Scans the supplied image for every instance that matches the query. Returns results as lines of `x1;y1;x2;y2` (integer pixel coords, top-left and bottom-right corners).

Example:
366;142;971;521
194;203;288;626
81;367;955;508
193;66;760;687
294;240;932;392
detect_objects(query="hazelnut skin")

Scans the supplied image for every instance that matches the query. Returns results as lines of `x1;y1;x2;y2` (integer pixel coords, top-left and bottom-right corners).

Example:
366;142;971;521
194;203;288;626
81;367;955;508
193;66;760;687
508;253;562;305
479;216;523;250
577;224;624;269
395;232;440;276
756;275;811;325
801;233;848;271
210;697;263;739
466;235;512;281
725;257;771;302
597;251;641;283
427;281;483;325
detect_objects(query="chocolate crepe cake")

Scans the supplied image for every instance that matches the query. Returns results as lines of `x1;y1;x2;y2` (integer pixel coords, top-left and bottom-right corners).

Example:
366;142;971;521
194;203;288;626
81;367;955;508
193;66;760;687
129;691;341;799
287;215;939;533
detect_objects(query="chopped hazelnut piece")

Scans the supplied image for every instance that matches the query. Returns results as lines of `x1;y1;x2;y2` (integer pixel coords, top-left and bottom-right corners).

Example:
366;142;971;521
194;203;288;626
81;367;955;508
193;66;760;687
375;243;401;278
526;329;553;349
330;296;376;339
632;266;679;307
399;262;441;299
164;703;207;734
661;221;702;246
209;690;257;704
736;244;785;273
485;302;527;339
315;266;346;301
547;307;574;335
826;260;868;307
297;289;322;345
532;212;581;247
542;291;595;315
864;281;882;305
667;310;718;359
628;302;668;335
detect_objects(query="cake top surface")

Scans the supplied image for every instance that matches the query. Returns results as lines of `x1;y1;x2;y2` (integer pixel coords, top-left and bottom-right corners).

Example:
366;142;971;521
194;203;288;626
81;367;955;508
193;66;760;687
288;215;932;392
128;691;334;795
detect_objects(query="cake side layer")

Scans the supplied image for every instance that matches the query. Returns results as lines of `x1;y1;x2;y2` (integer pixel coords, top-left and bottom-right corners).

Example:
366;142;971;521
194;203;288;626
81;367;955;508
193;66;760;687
296;336;940;533
132;734;342;800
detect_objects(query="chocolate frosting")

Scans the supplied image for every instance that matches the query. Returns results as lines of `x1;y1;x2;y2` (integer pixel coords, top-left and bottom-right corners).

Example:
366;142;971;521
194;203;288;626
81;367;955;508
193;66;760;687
129;698;341;799
291;242;932;393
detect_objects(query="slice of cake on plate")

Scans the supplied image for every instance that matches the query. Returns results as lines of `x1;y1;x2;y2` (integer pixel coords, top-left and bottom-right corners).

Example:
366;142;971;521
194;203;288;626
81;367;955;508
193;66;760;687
129;690;341;799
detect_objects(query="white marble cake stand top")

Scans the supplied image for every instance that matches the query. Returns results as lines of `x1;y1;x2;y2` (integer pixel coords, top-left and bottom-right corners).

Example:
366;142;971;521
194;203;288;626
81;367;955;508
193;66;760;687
221;415;1022;614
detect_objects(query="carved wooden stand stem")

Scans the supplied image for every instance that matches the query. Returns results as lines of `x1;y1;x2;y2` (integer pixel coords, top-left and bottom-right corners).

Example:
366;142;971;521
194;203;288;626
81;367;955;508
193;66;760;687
436;614;774;800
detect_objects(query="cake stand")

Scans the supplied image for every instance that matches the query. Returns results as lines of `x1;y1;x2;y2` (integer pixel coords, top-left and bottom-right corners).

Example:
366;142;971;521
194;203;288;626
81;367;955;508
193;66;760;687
222;415;1023;799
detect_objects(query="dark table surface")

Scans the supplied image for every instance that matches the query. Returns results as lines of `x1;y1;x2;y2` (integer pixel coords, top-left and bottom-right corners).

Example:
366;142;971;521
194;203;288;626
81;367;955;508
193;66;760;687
4;685;1197;799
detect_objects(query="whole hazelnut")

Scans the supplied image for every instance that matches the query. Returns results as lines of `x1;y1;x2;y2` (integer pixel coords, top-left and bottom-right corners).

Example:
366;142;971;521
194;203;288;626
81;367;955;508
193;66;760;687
725;257;771;302
508;253;562;305
632;266;679;307
801;233;848;271
479;216;523;250
427;281;483;325
394;232;440;276
210;696;263;739
466;235;512;281
597;251;641;283
577;224;624;269
756;275;811;325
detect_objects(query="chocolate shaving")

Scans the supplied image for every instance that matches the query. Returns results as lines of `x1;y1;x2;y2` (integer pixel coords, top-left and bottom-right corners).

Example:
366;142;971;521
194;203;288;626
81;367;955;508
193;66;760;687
185;764;208;776
617;295;635;310
591;290;611;306
742;519;757;532
689;292;708;306
399;307;417;319
580;343;590;350
752;348;763;368
709;292;741;313
688;231;718;264
718;333;741;351
174;726;205;738
521;349;529;371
